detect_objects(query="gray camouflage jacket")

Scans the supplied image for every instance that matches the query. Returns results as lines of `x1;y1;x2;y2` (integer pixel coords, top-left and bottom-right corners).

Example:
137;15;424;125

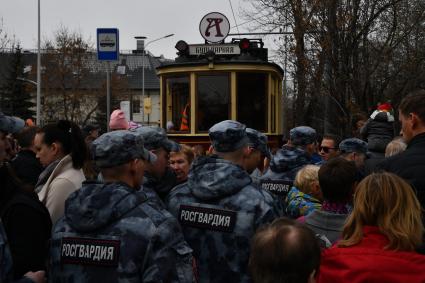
259;146;312;211
165;156;279;283
143;168;177;203
261;145;311;182
49;181;193;283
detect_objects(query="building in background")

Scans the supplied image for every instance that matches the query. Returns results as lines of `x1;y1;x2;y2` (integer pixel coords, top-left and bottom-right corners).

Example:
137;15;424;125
0;47;171;127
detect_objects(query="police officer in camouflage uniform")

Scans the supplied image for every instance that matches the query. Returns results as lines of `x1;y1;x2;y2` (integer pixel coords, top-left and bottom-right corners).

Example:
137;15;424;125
245;128;271;186
165;120;279;283
49;131;193;283
259;126;317;207
134;126;180;203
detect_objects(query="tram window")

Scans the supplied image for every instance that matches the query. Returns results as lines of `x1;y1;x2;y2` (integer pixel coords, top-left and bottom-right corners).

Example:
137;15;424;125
197;74;230;132
237;73;267;131
165;76;190;132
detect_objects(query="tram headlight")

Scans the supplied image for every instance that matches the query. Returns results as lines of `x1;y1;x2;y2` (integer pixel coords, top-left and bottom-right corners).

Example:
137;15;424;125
239;38;250;52
175;40;189;55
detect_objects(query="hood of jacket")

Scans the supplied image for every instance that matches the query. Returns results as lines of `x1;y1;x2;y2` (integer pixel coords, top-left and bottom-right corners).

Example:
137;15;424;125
64;181;147;232
187;155;251;201
373;111;394;122
269;146;311;173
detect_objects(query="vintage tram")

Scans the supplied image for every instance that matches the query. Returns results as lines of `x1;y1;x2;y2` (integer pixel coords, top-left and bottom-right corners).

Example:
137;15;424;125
156;36;284;148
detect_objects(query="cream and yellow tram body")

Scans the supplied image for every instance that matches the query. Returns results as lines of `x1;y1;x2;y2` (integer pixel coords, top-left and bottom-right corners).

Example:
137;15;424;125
157;39;284;148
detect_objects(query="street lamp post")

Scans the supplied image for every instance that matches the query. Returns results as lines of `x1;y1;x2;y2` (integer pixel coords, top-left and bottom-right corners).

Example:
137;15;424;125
36;0;42;125
137;33;174;125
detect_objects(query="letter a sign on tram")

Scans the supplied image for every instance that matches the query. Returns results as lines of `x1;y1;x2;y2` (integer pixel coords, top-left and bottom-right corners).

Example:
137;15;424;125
199;12;230;43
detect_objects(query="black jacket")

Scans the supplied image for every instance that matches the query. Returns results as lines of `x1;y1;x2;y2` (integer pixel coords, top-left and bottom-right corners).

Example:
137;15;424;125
0;165;52;279
361;112;395;153
376;133;425;207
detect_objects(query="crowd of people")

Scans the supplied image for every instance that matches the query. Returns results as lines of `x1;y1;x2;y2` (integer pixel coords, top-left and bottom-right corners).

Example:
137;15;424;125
0;90;425;282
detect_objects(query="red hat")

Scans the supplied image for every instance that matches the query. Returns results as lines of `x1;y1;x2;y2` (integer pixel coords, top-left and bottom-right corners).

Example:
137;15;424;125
377;102;392;112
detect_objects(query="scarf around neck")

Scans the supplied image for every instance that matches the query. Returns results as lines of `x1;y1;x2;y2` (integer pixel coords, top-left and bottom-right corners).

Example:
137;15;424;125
35;159;61;193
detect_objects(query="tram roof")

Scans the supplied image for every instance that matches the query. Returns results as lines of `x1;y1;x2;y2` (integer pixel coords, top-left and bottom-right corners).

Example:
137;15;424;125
157;58;284;77
156;39;284;77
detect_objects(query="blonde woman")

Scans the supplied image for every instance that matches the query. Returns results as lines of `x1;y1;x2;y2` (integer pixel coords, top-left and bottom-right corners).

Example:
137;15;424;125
286;165;322;218
318;172;425;283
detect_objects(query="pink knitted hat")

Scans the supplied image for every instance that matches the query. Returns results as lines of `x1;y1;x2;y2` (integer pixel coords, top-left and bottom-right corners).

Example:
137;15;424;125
109;109;129;130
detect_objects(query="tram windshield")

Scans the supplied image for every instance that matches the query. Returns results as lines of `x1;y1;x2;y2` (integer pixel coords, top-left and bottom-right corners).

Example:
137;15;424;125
237;73;267;131
197;74;230;132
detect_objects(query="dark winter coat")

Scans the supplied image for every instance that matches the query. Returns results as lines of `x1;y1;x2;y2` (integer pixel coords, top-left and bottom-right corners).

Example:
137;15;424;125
361;112;395;153
0;221;34;283
376;133;425;208
0;164;52;279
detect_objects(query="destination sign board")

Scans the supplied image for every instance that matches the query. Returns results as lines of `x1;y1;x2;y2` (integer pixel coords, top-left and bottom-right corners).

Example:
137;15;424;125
189;44;241;56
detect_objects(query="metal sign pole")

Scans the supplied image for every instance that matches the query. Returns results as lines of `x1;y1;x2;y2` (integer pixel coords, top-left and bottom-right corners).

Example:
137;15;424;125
106;61;111;132
97;28;119;131
36;0;42;126
142;50;145;124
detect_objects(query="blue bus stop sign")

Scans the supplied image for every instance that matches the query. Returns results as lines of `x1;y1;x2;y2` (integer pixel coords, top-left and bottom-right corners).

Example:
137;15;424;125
97;28;119;61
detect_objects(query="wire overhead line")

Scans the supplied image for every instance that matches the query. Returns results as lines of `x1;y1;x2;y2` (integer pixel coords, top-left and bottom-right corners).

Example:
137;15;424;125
228;0;241;36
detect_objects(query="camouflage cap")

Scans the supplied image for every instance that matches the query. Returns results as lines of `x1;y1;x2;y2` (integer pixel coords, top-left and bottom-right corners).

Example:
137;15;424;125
290;126;317;146
133;126;180;152
209;120;249;152
246;128;271;158
0;112;25;134
339;138;369;156
92;130;157;168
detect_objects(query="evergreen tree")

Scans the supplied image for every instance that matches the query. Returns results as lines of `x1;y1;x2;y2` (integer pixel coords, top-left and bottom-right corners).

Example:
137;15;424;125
0;47;36;119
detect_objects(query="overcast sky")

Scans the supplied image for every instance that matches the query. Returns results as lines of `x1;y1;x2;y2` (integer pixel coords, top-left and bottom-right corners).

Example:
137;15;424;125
1;0;265;59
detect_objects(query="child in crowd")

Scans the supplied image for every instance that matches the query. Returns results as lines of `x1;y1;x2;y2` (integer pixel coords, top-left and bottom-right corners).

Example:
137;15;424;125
360;102;395;153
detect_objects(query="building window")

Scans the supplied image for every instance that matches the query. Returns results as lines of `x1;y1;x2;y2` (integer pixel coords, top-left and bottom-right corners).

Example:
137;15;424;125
165;76;190;132
197;74;230;132
237;73;267;131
